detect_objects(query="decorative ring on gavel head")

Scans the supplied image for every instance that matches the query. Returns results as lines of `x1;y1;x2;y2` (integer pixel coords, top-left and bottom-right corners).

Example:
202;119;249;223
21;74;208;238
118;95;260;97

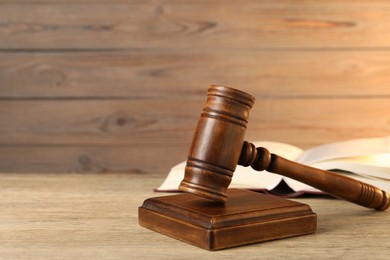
179;85;255;203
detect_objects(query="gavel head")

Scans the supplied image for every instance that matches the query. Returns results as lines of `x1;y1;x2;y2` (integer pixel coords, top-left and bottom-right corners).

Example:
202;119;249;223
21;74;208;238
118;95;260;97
179;85;255;203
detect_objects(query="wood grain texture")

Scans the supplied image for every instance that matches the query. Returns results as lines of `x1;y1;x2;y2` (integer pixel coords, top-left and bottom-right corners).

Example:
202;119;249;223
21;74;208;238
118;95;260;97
0;173;389;259
1;97;388;173
2;51;390;98
0;145;186;174
139;189;316;250
1;99;389;146
1;1;390;50
1;0;390;173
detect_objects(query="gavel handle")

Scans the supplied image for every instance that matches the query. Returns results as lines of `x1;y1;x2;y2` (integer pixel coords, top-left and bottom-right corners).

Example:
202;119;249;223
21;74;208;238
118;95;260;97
239;141;390;211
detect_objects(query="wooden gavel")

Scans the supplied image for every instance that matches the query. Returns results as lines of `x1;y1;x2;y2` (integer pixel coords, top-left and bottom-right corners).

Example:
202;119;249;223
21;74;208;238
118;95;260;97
179;85;390;211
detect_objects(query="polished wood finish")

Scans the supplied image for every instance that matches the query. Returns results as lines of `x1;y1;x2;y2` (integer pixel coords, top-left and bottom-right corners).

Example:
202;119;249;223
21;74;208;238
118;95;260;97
2;1;390;173
180;86;390;211
179;86;255;202
240;142;390;211
139;189;316;250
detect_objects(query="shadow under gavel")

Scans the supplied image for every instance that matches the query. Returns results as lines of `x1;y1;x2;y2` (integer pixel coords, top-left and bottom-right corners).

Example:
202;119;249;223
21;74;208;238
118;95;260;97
179;85;390;211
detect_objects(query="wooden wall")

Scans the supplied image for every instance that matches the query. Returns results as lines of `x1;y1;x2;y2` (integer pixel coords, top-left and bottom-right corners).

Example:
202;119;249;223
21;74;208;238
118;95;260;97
1;0;390;174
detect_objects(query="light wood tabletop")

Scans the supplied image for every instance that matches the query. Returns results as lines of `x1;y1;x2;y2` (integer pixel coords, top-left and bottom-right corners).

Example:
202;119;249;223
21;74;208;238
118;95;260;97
1;173;389;259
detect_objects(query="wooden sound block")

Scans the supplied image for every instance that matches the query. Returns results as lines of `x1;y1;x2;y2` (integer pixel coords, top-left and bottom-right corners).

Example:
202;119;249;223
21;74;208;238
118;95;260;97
139;189;317;250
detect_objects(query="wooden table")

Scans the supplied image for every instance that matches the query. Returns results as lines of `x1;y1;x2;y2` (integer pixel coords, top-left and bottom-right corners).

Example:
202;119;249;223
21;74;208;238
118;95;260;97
1;173;389;259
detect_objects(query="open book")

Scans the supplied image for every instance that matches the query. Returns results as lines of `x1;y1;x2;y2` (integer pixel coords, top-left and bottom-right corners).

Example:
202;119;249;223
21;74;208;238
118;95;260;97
157;136;390;196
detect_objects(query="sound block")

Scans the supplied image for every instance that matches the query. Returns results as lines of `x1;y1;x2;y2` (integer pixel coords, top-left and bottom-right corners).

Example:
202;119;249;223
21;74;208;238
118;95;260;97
139;189;316;250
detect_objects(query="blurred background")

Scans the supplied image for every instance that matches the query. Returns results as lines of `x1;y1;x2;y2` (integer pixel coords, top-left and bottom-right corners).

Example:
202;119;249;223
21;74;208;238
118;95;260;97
0;0;389;175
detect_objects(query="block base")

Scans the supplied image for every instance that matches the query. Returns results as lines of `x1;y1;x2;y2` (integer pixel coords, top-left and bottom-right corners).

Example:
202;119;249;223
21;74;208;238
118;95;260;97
139;189;317;250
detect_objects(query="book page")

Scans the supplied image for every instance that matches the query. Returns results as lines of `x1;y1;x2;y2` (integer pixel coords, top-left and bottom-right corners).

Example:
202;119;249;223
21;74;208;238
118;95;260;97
282;178;321;193
309;154;390;180
284;154;390;193
157;161;187;191
296;136;390;164
156;141;303;191
158;137;390;194
253;141;303;161
284;169;390;193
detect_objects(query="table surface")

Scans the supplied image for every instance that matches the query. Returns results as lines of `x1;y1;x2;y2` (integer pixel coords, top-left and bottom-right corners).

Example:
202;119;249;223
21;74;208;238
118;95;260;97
1;173;389;259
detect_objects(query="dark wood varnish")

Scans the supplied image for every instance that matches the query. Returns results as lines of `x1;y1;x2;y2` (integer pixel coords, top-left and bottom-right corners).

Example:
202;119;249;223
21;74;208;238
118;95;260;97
179;85;390;211
139;189;317;250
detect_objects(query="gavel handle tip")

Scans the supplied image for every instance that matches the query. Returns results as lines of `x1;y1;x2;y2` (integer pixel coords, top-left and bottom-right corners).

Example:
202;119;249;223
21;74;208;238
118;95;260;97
376;191;390;211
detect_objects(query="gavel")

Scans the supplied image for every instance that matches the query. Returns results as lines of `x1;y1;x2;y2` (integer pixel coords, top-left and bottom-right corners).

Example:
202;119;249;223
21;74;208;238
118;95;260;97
179;85;390;211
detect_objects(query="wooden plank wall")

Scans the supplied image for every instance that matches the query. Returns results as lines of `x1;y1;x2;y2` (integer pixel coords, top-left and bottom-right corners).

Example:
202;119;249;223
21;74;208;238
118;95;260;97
1;0;389;174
